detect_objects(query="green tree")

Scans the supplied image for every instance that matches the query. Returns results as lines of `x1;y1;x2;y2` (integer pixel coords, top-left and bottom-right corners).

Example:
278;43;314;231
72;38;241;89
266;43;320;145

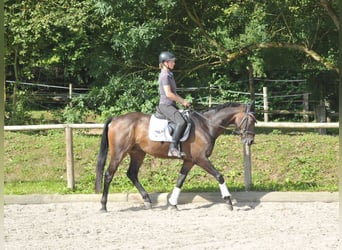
5;0;339;119
5;0;100;84
5;0;103;123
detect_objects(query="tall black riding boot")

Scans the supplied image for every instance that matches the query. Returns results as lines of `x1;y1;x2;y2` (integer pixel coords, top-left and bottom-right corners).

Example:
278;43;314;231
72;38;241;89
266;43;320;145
168;124;186;158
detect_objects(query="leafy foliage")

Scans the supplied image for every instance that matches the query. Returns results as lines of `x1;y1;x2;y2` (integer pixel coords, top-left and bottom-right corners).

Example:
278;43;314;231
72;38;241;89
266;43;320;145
8;0;108;87
5;90;33;125
4;0;339;121
83;75;159;118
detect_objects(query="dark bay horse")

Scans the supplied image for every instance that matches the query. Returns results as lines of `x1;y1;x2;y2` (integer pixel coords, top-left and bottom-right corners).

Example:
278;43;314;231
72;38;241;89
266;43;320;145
95;102;256;211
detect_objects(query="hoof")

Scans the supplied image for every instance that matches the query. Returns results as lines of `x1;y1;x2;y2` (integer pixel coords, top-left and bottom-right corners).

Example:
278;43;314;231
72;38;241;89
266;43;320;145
168;204;179;211
144;202;152;209
100;207;107;213
224;196;234;211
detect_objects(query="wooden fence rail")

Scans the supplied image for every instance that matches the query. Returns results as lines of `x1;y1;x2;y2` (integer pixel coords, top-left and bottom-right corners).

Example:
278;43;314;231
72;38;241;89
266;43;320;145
4;122;339;191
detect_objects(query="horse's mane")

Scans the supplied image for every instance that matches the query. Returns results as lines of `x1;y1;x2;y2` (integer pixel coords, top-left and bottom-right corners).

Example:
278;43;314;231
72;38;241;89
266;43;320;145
190;102;244;125
193;102;243;114
214;102;243;112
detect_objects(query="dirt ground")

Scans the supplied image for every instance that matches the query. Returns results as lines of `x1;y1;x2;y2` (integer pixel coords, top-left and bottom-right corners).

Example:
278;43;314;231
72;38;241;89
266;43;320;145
4;200;339;250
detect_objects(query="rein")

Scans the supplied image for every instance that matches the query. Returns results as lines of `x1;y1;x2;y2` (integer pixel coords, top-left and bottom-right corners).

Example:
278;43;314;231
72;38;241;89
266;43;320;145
192;110;233;131
191;105;256;136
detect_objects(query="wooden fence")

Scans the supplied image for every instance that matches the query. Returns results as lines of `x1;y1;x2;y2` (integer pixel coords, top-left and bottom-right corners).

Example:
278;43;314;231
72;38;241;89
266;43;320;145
4;122;339;191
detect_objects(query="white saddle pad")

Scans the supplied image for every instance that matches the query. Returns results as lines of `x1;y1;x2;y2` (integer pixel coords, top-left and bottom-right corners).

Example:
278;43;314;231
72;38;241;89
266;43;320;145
148;115;189;142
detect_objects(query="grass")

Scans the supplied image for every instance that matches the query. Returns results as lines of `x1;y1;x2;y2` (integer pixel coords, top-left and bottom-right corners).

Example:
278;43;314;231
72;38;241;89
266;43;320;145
4;128;339;195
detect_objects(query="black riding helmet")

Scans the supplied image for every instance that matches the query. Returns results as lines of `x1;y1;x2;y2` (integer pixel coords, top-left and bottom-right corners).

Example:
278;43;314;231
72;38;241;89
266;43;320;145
159;51;176;64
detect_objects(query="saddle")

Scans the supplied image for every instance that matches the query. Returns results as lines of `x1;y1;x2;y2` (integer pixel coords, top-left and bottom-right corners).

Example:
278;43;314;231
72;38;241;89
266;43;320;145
148;108;192;142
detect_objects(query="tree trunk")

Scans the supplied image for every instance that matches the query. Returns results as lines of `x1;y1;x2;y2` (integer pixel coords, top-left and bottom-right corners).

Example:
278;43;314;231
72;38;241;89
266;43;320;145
12;49;19;117
319;0;339;31
247;64;255;101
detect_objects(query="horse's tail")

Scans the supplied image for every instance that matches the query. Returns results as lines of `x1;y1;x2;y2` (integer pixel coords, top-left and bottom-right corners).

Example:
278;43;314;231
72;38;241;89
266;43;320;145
95;117;113;193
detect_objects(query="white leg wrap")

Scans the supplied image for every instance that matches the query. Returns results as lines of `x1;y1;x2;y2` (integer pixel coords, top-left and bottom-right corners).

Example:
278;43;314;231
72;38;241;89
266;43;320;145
169;187;181;206
219;182;231;199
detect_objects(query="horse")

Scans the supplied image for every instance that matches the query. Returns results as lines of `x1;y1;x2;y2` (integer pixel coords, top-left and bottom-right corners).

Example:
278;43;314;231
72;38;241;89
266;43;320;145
95;102;256;211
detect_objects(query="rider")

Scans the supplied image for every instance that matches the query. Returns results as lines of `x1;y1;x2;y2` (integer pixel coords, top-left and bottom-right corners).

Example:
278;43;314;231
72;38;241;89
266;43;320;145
158;51;190;158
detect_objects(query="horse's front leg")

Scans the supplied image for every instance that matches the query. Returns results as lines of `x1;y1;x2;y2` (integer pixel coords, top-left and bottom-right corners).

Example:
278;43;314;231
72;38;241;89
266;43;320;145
168;161;194;208
198;158;233;210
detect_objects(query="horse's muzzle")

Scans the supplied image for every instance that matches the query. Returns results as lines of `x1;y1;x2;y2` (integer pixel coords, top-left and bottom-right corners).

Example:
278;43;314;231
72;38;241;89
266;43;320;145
241;137;254;146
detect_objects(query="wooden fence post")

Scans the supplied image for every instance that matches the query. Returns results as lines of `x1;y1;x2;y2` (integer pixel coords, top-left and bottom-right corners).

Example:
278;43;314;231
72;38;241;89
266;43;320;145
65;126;75;189
243;143;252;191
69;84;73;107
263;87;268;122
315;103;327;135
303;93;309;122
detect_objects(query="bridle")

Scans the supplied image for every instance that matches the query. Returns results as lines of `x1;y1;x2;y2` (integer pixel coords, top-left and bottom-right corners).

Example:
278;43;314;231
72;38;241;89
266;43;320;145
234;107;256;137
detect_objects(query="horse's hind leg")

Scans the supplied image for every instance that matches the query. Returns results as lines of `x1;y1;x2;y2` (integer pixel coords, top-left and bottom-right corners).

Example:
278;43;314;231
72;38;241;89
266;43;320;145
100;156;122;212
127;151;152;208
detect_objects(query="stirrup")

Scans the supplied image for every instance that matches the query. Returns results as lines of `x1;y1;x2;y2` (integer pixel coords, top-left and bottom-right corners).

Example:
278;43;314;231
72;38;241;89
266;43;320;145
168;148;185;158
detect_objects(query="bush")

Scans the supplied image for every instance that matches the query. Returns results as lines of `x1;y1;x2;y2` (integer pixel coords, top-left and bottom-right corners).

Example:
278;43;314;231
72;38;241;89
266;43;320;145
85;75;159;119
5;90;33;125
